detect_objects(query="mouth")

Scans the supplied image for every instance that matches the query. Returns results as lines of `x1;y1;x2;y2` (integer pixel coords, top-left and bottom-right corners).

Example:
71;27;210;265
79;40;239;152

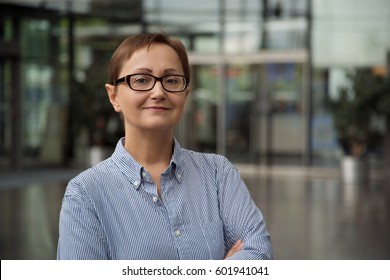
143;106;170;111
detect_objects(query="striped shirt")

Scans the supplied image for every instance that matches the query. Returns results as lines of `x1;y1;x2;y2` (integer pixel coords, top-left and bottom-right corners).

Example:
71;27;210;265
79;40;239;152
57;138;272;260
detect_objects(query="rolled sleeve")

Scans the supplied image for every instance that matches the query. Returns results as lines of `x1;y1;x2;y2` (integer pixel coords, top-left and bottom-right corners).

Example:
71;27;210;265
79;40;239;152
57;180;109;260
218;158;273;260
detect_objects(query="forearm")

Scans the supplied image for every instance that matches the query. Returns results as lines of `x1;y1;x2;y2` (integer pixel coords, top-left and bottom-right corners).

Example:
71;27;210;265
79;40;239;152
225;235;273;260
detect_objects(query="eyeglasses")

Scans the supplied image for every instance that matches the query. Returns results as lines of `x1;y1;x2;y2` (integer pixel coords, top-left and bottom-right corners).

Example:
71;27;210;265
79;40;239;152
114;73;189;93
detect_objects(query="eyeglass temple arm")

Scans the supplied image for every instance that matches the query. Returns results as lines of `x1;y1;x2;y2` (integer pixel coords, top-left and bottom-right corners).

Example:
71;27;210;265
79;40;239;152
114;77;126;85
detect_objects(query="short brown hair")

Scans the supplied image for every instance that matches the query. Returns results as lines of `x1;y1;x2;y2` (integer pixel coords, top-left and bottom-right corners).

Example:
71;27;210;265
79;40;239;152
108;33;190;85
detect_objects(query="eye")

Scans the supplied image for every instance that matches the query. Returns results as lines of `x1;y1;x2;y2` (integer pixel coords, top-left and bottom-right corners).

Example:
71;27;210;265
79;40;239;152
132;74;153;84
164;76;180;85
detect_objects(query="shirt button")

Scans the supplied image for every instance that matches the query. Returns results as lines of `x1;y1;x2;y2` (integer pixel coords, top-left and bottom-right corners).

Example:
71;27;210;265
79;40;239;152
142;172;147;177
177;174;182;180
133;181;140;186
175;230;181;237
152;196;158;203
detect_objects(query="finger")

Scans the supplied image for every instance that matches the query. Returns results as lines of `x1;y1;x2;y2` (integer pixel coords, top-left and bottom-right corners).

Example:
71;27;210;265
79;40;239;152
224;240;244;259
227;240;243;257
231;240;243;251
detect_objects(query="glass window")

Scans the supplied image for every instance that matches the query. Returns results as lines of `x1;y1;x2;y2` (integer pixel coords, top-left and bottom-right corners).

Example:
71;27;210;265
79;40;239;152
313;0;390;67
19;18;67;165
0;59;12;167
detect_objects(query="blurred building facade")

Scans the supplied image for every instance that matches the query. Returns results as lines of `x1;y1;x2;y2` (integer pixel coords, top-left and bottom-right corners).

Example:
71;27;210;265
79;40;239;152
0;0;389;170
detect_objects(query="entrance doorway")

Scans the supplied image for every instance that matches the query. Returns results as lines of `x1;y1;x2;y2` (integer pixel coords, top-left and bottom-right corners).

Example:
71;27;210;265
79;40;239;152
183;51;308;165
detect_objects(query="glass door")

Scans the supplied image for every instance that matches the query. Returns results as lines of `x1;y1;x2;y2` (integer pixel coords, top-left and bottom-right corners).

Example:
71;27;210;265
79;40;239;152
264;62;306;165
225;64;257;162
185;54;308;165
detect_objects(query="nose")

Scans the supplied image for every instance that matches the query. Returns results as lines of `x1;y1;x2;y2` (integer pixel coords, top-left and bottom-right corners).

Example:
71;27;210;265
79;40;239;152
150;80;166;99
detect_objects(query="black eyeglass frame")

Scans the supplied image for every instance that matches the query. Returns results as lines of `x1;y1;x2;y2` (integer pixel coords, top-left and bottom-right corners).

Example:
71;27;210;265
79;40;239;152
114;73;190;93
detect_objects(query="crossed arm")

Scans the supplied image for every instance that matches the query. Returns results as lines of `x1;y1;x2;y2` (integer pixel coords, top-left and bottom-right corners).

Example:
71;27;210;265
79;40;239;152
224;240;244;259
218;158;273;260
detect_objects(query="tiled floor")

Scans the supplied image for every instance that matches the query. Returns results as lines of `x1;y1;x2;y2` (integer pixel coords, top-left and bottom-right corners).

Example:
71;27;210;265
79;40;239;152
1;167;389;259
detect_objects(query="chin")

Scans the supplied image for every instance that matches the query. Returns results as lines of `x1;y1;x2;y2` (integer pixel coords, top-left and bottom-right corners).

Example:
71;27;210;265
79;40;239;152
126;117;181;132
141;122;178;132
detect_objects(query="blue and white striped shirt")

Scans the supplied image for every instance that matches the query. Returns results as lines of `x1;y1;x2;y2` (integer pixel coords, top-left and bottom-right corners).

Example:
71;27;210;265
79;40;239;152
57;138;272;260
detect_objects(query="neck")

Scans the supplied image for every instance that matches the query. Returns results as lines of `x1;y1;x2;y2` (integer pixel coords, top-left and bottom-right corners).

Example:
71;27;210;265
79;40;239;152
124;129;174;167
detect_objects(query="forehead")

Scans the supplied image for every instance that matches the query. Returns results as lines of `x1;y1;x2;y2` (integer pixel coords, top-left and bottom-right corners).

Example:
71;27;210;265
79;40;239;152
120;43;183;75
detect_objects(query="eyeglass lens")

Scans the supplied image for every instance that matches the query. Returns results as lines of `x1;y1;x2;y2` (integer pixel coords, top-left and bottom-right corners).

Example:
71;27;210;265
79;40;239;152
128;74;186;92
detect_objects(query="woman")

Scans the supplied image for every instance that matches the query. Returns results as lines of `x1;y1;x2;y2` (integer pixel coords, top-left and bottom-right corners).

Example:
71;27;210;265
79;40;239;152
57;33;273;260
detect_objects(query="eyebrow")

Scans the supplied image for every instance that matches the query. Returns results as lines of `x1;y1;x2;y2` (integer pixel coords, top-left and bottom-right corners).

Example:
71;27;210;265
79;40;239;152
134;68;181;74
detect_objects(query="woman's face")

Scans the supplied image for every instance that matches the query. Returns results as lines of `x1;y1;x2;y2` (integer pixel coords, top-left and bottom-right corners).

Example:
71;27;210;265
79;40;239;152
105;43;190;135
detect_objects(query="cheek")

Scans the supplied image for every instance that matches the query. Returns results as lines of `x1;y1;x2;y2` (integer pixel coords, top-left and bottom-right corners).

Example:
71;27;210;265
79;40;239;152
117;93;144;110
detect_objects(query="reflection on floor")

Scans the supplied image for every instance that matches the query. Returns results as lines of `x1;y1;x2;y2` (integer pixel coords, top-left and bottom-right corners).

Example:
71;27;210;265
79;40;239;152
0;182;66;259
1;168;389;259
244;175;390;259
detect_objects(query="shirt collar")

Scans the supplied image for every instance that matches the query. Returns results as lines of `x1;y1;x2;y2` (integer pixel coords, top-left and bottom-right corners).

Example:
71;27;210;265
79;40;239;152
111;137;184;189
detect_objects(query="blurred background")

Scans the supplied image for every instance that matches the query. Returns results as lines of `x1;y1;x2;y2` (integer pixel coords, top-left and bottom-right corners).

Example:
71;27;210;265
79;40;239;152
0;0;390;259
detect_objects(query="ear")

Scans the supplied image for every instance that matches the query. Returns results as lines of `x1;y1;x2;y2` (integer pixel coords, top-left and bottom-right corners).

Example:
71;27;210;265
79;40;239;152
105;83;121;113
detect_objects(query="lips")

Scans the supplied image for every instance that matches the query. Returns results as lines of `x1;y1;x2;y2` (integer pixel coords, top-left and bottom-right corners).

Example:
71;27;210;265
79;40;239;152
143;106;170;111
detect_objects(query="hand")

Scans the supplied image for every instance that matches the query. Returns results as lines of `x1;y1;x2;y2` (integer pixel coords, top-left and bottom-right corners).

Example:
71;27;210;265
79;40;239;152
224;240;244;259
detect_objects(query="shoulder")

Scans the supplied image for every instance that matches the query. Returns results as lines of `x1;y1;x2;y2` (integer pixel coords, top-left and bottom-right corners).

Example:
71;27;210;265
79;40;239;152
181;148;237;174
182;148;223;163
76;156;116;179
66;157;118;196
